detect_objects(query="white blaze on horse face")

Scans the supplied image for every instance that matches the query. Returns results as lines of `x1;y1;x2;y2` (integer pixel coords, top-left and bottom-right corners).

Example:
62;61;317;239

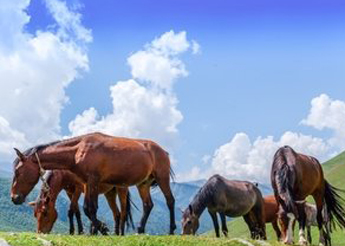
285;213;295;244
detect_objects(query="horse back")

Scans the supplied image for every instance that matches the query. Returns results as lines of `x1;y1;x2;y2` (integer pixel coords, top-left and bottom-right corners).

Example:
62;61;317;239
211;176;261;216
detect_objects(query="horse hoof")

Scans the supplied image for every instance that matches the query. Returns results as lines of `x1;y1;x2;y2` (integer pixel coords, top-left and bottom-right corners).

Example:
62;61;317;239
137;227;145;234
299;239;308;246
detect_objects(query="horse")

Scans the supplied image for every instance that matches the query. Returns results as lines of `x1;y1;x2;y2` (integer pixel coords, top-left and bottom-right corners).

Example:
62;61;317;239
28;170;133;235
285;201;330;245
11;132;176;235
271;145;345;246
181;174;266;240
263;195;281;240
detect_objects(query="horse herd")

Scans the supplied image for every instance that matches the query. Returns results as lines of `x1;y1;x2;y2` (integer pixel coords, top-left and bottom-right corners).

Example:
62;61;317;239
9;132;345;245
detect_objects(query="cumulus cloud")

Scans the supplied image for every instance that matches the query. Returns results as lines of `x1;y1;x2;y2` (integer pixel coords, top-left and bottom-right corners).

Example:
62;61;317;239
0;0;90;164
210;131;331;184
301;94;345;149
69;30;197;148
196;94;345;184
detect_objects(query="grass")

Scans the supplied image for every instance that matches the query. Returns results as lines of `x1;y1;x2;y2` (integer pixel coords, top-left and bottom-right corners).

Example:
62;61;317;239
0;233;281;246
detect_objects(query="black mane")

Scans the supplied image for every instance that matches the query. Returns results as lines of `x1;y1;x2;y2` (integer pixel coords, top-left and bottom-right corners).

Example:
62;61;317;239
190;175;221;215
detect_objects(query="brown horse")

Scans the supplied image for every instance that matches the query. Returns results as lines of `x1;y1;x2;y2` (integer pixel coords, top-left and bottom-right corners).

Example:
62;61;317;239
263;195;281;240
181;174;266;240
11;132;176;235
271;146;345;246
28;170;133;235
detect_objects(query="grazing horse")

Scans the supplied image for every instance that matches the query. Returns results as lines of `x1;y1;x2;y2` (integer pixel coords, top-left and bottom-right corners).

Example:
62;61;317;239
181;174;266;240
271;146;345;246
28;170;133;235
263;195;281;240
11;132;176;235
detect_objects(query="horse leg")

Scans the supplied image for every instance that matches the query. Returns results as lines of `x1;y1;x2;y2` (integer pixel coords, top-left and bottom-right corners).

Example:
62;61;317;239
66;192;75;235
313;192;328;246
243;213;256;239
156;176;176;235
306;225;312;245
208;210;220;237
220;212;228;237
252;199;267;240
71;187;83;235
104;188;120;235
137;183;153;234
118;187;128;236
296;202;308;246
83;180;109;235
272;220;281;241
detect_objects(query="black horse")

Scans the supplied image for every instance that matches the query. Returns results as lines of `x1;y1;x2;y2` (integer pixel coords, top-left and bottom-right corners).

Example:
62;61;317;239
181;174;266;239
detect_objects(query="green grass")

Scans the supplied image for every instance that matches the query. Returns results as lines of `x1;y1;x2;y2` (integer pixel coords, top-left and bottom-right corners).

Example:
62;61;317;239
0;233;281;246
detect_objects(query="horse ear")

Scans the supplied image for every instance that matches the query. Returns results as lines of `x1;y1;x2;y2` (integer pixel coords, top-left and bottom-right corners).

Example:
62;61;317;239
189;205;194;215
28;201;36;208
14;148;26;161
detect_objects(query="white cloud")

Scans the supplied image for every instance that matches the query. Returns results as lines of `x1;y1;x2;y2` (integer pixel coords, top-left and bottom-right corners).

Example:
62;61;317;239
0;0;91;164
196;93;345;184
69;31;197;149
127;30;192;91
210;131;331;184
301;94;345;149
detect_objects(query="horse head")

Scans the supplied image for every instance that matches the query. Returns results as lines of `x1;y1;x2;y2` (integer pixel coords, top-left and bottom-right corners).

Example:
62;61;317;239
29;190;57;234
11;148;43;204
181;205;199;235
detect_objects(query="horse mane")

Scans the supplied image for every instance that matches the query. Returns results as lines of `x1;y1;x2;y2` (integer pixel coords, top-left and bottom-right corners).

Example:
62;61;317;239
190;175;220;214
273;146;296;213
12;133;95;169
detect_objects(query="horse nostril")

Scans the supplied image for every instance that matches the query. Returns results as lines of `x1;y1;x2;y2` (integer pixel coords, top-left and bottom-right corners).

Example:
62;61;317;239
11;194;24;205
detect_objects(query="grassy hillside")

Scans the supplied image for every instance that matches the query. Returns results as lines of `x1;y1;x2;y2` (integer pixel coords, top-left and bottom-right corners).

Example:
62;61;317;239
209;151;345;245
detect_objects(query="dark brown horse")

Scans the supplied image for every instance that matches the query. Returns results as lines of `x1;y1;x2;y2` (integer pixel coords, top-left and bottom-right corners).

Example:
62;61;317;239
28;170;133;235
263;195;281;240
181;174;266;240
271;146;345;246
11;132;176;235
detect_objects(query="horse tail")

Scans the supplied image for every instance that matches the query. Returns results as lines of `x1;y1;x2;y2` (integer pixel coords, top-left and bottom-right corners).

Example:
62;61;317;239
324;180;345;230
273;146;295;213
125;191;137;230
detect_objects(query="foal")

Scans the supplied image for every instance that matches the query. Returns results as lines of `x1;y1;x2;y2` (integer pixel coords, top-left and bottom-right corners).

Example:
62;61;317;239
29;170;133;235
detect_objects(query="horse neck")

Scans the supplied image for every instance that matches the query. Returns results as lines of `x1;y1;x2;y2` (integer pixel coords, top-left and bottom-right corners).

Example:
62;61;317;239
36;145;77;170
190;185;213;217
42;171;63;203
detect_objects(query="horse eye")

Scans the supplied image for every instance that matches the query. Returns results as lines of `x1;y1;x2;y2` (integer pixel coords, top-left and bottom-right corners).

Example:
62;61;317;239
187;220;192;225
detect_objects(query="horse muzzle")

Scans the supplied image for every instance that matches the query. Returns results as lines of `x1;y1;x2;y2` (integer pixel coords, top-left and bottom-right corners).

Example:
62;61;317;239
11;194;25;205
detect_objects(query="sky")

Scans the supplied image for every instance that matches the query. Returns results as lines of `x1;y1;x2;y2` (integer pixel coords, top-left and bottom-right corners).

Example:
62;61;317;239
1;0;345;184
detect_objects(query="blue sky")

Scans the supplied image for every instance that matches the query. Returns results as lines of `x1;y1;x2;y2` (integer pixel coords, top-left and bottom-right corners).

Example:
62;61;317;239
1;0;345;183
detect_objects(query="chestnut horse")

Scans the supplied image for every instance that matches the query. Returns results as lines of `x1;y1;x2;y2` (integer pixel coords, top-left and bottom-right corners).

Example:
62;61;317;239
11;132;176;235
271;146;345;246
263;195;281;240
28;170;133;235
181;174;266;240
